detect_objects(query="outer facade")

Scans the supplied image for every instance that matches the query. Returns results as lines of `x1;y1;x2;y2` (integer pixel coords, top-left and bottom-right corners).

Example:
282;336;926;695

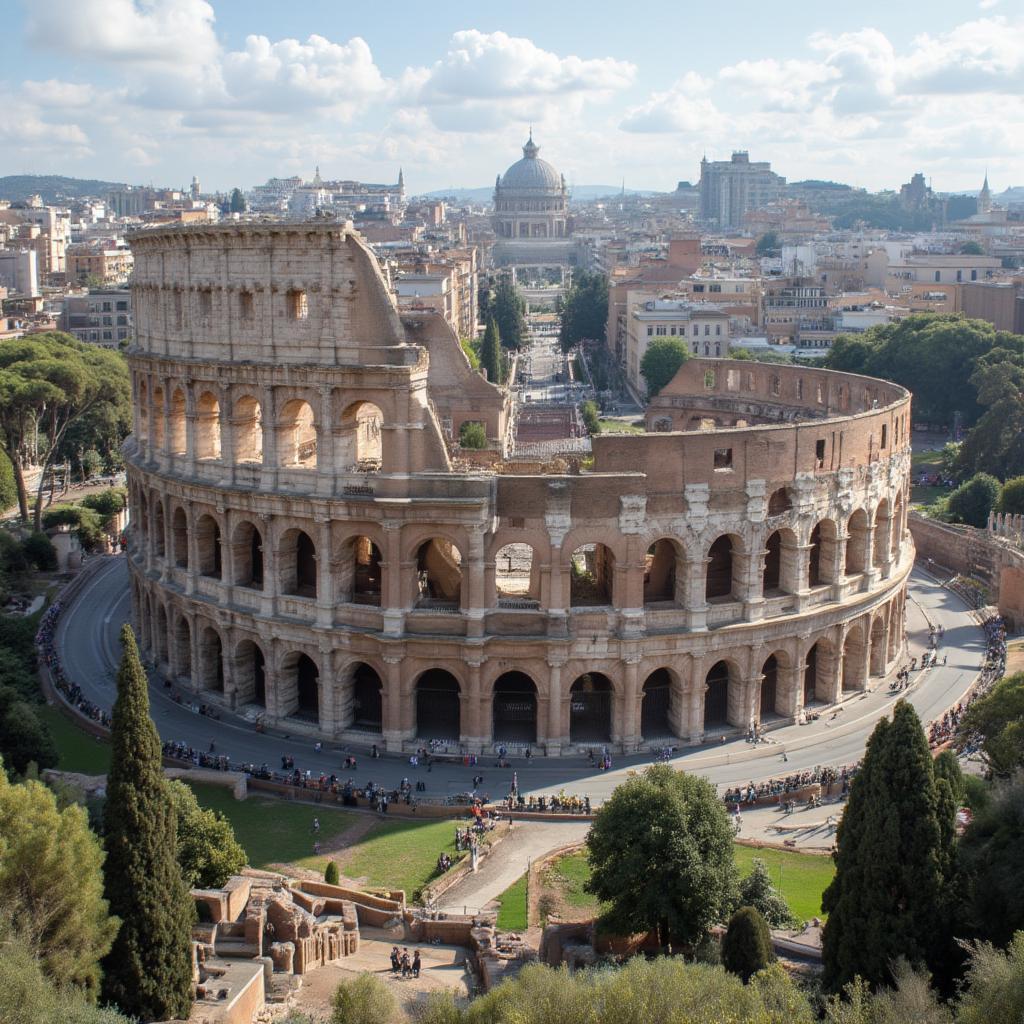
126;223;913;756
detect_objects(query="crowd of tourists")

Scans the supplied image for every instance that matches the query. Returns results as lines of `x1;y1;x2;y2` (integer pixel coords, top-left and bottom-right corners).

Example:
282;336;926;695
504;791;591;814
722;763;858;807
35;600;112;727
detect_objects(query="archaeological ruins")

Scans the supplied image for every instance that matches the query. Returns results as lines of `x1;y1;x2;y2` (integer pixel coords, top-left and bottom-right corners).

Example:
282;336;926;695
125;222;912;756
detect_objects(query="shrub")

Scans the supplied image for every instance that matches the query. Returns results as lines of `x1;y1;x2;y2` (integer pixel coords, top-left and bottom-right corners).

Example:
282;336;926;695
721;906;775;983
330;973;396;1024
997;476;1024;516
21;533;57;572
458;421;488;450
945;473;1001;528
580;400;601;435
736;859;795;928
325;861;340;885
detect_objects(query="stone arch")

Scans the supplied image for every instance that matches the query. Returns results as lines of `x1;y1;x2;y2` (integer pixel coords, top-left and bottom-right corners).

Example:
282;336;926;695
870;613;887;676
279;528;317;598
281;650;319;723
152;386;166;448
172;613;192;683
891;492;904;561
197;624;224;692
231;520;264;589
137;378;149;443
349;663;383;733
767;487;791;516
706;534;741;601
171;505;188;567
495;542;540;603
415;669;461;740
808;518;839;587
569;672;613;743
416;538;463;606
803;640;830;704
887;601;900;662
842;623;867;691
641;668;673;739
234;395;263;463
644;538;682;605
153;600;169;665
759;651;790;718
569;543;615;607
195;513;223;579
338;401;384;469
763;528;798;594
169;386;187;455
278;398;317;468
873;498;891;569
235;638;266;706
195;390;222;460
704;660;735;729
846;509;870;575
152;498;166;557
340;535;382;605
492;671;538;745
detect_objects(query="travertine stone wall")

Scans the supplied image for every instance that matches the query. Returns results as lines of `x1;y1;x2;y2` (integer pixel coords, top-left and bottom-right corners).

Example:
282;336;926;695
127;223;913;756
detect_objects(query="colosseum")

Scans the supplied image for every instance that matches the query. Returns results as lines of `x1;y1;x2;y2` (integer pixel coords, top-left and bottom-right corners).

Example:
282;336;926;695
125;222;912;757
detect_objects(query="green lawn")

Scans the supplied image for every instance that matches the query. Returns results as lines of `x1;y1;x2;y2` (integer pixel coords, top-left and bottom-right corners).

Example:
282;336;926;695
597;419;645;435
342;818;461;899
186;782;356;873
911;448;944;469
496;873;528;931
549;844;834;925
37;705;112;775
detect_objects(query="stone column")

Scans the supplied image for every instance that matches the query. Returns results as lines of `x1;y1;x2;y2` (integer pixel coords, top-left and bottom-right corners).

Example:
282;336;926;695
830;526;849;600
315;519;334;628
792;543;813;612
382;655;404;753
182;384;198;479
875;515;894;580
863;523;879;587
687;657;705;743
738;547;766;622
260;386;280;492
316;385;335;497
317;642;336;736
622;654;641;751
464;655;484;754
821;639;842;704
684;556;709;631
380;520;404;637
465;526;486;639
546;657;565;756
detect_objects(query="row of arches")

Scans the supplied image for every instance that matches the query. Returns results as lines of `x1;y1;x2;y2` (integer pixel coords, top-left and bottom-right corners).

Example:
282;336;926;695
136;378;384;471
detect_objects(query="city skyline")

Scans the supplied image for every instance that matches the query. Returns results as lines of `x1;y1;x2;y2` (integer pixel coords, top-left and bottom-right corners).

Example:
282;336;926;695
6;0;1023;195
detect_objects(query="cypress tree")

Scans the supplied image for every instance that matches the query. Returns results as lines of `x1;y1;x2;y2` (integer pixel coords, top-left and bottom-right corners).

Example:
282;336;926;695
481;318;504;385
101;625;194;1020
822;700;957;992
721;906;775;982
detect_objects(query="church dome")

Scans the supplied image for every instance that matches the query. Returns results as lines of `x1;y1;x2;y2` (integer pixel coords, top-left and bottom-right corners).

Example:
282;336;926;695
498;135;563;192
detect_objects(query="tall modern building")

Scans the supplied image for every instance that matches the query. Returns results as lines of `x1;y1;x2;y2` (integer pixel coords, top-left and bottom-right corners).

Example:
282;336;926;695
699;152;785;230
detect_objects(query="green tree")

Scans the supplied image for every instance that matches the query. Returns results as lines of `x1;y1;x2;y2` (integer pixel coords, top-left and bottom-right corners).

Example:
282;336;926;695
229;188;246;213
957;672;1024;778
956;932;1024;1024
0;765;119;996
0;333;130;527
737;859;795;927
580;400;601;435
997;476;1024;515
960;240;984;255
823;962;950;1024
558;271;609;352
0;448;16;512
330;973;396;1024
822;701;959;993
167;780;247;889
722;906;775;982
586;764;737;950
756;231;781;256
21;532;57;571
492;274;526;350
480;319;505;385
933;749;966;805
459;336;481;370
640;337;690;397
458;421;487;449
325;860;340;885
945;473;1001;528
101;625;193;1021
0;687;58;776
955;349;1024;480
42;504;106;551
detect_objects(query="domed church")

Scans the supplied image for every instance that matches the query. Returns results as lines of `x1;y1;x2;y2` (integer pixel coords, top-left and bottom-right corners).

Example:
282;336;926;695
493;132;570;239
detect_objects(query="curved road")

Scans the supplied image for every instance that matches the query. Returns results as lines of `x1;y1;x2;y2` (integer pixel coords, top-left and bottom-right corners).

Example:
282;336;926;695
57;556;984;803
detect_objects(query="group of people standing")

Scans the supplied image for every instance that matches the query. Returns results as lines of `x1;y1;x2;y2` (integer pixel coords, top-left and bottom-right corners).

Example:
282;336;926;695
389;946;421;979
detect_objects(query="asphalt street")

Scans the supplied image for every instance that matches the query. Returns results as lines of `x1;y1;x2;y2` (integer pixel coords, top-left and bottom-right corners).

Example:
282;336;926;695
56;556;984;804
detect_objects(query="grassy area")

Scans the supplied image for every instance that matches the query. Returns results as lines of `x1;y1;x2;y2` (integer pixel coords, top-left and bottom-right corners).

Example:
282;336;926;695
734;845;834;923
342;818;461;899
496;874;528;931
37;705;112;775
187;782;356;873
548;844;834;925
911;484;950;508
911;448;944;469
597;419;645;435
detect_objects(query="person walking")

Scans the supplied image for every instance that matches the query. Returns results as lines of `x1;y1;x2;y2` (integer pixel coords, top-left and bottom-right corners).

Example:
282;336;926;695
390;946;400;973
401;948;410;978
412;949;421;978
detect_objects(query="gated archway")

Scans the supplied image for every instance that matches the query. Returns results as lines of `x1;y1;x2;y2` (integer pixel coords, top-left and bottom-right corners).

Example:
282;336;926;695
569;673;613;742
351;663;383;732
704;661;731;729
641;669;672;739
492;672;538;744
416;670;461;740
760;654;779;717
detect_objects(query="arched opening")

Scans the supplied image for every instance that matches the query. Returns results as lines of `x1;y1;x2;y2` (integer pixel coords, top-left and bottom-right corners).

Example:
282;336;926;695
231;521;263;589
570;544;615;607
641;668;673;739
195;391;222;460
569;673;613;742
846;509;869;575
415;670;461;740
416;538;462;606
152;500;166;558
891;494;904;561
195;514;222;579
706;535;738;601
286;653;319;722
171;506;188;568
887;603;900;662
495;543;539;604
870;615;887;676
198;626;224;692
152;387;166;448
153;603;168;664
137;378;149;442
767;487;791;516
492;672;537;744
349;536;382;605
173;615;192;683
644;540;680;605
339;401;384;470
234;395;263;463
811;519;839;586
760;654;780;718
351;663;383;732
808;523;823;587
278;398;317;468
873;499;891;569
235;639;265;706
803;643;820;704
280;529;317;598
704;661;731;729
169;387;186;455
842;626;867;691
763;531;782;593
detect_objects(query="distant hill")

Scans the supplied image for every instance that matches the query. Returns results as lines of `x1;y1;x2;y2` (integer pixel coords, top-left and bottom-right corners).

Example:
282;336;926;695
419;184;660;203
0;175;126;204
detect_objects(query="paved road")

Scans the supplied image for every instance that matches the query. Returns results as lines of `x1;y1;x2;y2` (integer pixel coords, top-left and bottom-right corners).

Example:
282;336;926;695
56;557;984;807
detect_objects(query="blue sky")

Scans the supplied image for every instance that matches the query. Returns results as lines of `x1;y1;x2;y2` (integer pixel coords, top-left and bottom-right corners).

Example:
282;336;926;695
5;0;1021;194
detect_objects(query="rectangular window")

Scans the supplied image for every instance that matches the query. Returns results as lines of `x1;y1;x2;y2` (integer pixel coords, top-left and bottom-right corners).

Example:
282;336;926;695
797;379;804;400
670;326;676;335
656;326;666;336
239;292;254;320
647;326;653;336
509;517;525;529
199;290;212;317
971;269;978;281
102;330;112;340
934;271;941;282
815;439;826;468
287;289;308;320
102;302;112;312
881;423;888;449
704;369;716;389
693;284;704;293
716;324;721;336
704;324;710;336
956;270;962;283
771;375;781;396
692;325;698;336
116;301;128;311
714;447;733;470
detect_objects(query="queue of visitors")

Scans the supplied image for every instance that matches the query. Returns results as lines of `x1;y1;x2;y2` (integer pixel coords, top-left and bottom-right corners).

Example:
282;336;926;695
36;601;112;728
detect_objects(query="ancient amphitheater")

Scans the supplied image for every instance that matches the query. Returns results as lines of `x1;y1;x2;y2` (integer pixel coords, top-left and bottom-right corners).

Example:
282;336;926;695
126;222;912;757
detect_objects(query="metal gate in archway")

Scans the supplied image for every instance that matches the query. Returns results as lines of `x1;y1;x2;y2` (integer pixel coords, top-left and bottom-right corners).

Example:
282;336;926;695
641;670;672;738
760;657;778;717
704;662;730;728
416;671;461;740
570;675;612;742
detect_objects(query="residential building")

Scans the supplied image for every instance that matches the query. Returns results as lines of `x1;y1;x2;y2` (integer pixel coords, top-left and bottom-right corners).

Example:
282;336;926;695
60;289;132;348
67;243;134;286
699;152;785;230
761;277;829;342
961;279;1024;334
0;248;39;297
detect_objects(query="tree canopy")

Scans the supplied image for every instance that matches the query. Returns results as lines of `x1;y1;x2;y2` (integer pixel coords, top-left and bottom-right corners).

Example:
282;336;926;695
480;318;505;385
167;780;247;889
957;672;1024;778
586;764;737;949
721;906;775;983
641;337;690;397
954;346;1024;480
490;274;527;350
737;859;795;928
944;473;1001;527
996;476;1024;515
558;271;609;352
